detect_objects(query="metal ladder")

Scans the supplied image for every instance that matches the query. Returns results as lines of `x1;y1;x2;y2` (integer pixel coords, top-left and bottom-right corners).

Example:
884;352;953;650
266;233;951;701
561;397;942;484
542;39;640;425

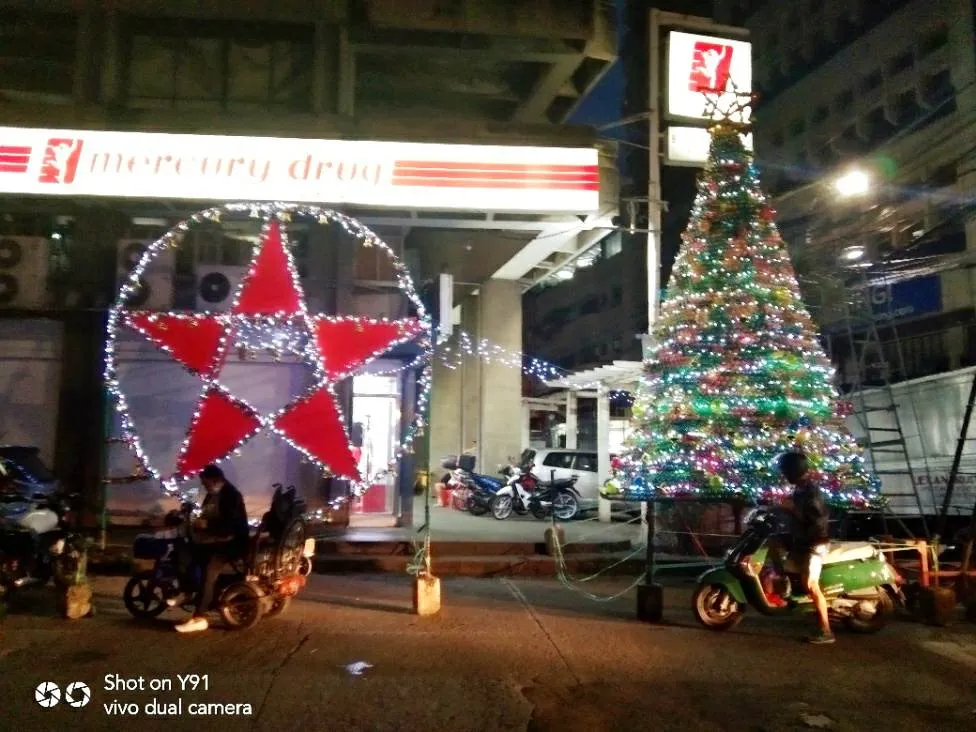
840;270;930;538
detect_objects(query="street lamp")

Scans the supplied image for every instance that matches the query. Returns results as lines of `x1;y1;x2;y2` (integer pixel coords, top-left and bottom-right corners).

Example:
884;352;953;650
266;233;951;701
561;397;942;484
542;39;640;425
835;169;871;197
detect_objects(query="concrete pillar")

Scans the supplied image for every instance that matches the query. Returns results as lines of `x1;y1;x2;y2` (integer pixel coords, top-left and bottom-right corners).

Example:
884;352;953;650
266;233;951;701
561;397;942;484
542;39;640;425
565;390;578;449
337;26;355;117
428;358;463;475
521;402;531;452
99;10;121;105
476;280;523;475
596;386;612;523
460;292;481;461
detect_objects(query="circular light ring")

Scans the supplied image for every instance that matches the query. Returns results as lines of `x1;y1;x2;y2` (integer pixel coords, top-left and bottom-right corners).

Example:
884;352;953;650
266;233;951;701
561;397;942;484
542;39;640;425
104;203;434;498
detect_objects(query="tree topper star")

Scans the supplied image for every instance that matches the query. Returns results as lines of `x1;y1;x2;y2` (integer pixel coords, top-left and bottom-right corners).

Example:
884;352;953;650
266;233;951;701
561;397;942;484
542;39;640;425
124;219;423;483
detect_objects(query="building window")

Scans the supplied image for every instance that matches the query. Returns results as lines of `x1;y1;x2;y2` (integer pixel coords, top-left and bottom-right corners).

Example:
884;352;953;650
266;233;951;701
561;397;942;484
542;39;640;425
888;49;914;76
0;10;78;98
124;20;315;112
860;70;883;93
919;26;950;56
602;232;623;259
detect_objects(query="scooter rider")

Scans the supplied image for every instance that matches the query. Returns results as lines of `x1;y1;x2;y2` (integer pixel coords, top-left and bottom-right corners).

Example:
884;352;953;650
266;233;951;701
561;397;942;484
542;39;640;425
778;451;834;645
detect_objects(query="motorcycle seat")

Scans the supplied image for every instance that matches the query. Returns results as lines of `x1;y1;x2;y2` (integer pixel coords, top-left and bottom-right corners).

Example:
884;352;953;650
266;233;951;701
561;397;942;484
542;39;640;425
542;478;575;489
823;542;877;565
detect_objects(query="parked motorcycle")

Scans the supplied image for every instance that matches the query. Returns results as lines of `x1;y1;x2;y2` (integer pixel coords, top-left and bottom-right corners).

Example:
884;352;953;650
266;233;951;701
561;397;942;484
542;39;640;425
0;489;79;597
692;507;903;633
439;455;505;516
490;460;581;521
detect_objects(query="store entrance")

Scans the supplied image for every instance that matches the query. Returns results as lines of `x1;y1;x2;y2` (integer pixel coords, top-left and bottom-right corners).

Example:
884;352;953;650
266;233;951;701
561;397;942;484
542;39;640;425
349;370;402;527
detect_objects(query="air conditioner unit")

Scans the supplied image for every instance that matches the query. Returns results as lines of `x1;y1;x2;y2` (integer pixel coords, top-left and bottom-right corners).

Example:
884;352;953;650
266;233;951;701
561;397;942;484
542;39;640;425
0;236;48;309
116;239;174;309
195;266;248;312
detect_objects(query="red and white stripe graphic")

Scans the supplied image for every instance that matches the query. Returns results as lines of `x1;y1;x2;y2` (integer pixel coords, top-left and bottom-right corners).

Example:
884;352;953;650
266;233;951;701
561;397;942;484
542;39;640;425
392;160;599;191
0;145;31;174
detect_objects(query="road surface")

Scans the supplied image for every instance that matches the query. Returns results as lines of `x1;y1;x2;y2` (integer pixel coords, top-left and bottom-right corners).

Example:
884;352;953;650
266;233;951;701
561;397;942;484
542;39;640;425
1;574;974;732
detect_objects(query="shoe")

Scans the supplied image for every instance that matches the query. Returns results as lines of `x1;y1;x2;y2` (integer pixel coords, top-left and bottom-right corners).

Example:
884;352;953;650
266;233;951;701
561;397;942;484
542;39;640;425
175;616;208;633
766;593;787;608
805;630;835;645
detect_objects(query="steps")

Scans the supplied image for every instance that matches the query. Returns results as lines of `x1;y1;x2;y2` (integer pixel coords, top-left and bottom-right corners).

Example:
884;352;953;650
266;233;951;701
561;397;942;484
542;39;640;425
313;553;645;578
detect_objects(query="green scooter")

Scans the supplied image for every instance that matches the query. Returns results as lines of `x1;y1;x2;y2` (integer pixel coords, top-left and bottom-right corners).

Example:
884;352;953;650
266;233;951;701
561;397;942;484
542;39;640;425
692;508;903;632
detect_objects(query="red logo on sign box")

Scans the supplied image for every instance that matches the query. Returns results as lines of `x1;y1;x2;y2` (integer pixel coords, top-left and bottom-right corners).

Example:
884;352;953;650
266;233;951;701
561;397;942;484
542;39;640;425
38;138;84;184
688;41;734;93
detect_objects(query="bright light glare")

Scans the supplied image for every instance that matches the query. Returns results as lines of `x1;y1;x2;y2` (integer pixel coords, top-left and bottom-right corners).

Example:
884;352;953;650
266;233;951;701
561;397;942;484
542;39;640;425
554;269;574;281
835;169;870;197
840;245;866;261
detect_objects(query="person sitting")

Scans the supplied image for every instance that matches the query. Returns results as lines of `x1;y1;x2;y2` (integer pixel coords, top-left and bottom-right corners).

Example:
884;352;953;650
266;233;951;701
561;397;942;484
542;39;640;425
175;464;249;634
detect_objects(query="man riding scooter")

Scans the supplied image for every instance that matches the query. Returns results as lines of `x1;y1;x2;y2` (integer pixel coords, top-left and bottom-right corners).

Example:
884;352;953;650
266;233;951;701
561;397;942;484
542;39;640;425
770;450;834;645
174;464;249;634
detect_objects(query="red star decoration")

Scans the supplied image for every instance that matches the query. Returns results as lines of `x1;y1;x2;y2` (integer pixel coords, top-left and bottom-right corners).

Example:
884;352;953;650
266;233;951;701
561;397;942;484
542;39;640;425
123;219;424;482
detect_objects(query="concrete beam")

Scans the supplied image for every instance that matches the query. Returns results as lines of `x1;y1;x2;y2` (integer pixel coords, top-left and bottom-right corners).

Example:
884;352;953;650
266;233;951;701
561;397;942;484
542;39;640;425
512;55;582;123
493;217;611;284
350;41;581;65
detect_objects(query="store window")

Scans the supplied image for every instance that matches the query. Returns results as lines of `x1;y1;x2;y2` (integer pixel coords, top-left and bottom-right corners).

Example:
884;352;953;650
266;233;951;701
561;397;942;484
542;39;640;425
350;371;402;514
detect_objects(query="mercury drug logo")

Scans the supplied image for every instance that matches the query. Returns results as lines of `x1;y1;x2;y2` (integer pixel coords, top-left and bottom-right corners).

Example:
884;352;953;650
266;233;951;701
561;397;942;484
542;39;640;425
38;138;84;184
65;681;92;708
34;681;61;708
688;41;735;93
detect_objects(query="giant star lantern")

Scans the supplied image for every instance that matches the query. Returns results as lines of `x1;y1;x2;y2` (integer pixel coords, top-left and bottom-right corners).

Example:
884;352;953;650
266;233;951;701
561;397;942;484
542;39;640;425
105;205;432;491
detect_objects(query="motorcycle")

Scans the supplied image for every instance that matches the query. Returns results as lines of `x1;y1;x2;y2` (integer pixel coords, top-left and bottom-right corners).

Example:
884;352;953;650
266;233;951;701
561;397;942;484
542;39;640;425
692;507;903;633
123;484;315;629
0;489;79;597
452;468;506;516
490;460;581;521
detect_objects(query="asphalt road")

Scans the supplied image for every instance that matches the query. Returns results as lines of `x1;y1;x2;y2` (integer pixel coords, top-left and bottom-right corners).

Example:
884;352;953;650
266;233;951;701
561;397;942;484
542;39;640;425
1;574;975;732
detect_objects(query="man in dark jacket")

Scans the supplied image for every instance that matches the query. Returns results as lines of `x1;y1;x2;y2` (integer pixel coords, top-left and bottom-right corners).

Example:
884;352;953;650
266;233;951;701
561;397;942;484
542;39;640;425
175;464;249;633
779;451;834;644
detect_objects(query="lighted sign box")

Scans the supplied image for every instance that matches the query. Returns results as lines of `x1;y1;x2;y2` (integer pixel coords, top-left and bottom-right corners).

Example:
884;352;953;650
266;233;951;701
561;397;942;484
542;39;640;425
0;127;600;213
665;126;754;167
666;31;752;122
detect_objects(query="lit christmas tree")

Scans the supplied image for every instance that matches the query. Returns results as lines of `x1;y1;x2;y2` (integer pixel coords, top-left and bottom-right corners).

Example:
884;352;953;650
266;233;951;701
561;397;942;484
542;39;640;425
605;119;880;508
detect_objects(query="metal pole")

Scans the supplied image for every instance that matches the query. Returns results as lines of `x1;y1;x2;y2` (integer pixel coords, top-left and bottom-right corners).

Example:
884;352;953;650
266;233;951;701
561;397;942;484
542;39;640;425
644;499;657;583
647;8;663;330
936;369;976;538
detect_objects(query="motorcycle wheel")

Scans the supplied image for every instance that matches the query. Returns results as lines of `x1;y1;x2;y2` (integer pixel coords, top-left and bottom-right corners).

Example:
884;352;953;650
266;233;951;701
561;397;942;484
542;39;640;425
219;581;264;630
491;495;514;521
466;495;489;516
692;584;744;631
530;503;548;520
843;589;894;634
552;493;579;521
123;571;168;619
298;556;313;577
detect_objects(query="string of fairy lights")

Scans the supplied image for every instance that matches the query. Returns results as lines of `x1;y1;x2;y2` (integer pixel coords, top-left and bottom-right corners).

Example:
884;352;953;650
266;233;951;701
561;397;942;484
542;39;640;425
105;202;633;499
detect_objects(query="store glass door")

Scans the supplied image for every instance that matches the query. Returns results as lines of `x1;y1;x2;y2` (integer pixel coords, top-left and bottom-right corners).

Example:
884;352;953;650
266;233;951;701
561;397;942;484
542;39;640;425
350;371;401;525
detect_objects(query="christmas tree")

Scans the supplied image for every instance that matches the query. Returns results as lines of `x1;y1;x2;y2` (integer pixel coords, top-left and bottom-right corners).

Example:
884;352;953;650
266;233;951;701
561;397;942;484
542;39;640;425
605;120;880;508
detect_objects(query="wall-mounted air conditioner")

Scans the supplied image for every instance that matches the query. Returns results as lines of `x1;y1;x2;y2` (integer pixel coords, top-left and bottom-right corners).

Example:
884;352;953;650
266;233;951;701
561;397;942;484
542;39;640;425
0;236;48;309
116;239;174;309
195;266;248;312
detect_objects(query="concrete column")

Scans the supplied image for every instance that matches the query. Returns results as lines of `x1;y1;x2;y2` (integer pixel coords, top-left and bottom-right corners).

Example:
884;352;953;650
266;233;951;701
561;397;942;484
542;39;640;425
521;402;531;452
428;358;463;475
460;292;481;462
311;22;333;115
596;386;612;523
565;390;578;449
337;26;355;117
476;280;522;475
99;10;121;105
72;4;94;104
